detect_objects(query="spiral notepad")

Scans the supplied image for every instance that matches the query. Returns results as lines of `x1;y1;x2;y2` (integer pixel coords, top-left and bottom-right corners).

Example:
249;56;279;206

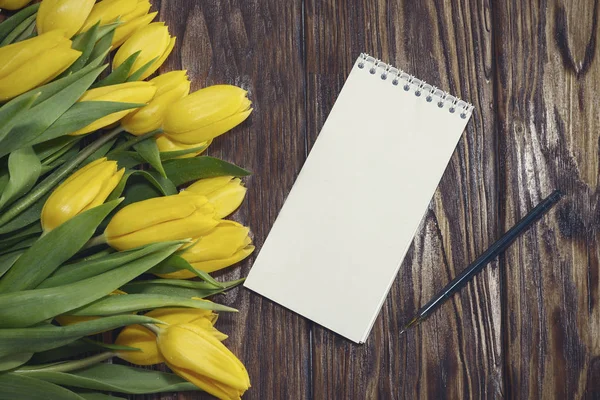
245;54;473;343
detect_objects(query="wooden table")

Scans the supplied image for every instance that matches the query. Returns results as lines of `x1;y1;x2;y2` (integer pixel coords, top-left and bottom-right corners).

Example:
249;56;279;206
147;0;599;398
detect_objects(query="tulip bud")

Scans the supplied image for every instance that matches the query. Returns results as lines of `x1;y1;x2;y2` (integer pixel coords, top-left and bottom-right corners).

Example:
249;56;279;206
41;158;124;232
163;85;252;144
155;134;211;158
112;2;156;48
113;22;176;81
157;322;250;400
79;0;138;33
70;82;156;136
121;71;190;135
37;0;95;38
157;221;254;279
183;176;247;218
0;31;81;101
0;0;32;10
105;194;219;251
115;306;224;366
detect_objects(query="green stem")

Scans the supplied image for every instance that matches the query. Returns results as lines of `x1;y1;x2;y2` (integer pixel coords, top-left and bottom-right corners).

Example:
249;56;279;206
82;233;107;250
143;323;161;334
109;128;162;155
0;127;124;228
15;352;114;374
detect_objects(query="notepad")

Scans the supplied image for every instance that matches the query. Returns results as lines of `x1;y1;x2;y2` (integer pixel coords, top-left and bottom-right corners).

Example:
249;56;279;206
244;54;473;343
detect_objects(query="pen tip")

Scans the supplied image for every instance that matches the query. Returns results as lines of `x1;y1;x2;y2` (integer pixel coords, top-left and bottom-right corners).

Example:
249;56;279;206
399;316;420;336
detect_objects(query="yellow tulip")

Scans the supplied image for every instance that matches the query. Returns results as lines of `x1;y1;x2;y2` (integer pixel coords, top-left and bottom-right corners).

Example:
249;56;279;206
70;82;156;136
0;0;32;10
113;22;176;81
0;31;81;101
41;158;124;232
105;194;219;251
37;0;95;38
157;221;254;279
79;0;138;33
158;322;250;400
122;70;190;135
182;176;247;219
112;2;156;48
115;306;224;366
163;85;252;145
155;134;211;158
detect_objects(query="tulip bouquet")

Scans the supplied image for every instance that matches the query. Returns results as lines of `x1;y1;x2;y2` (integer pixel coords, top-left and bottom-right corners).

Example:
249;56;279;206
0;1;253;399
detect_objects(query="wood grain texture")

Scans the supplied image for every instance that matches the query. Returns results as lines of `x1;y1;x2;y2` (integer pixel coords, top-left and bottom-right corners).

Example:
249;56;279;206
493;0;600;399
304;0;502;399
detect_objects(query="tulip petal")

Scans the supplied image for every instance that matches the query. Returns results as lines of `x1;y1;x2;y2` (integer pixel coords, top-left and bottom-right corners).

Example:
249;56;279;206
0;30;67;79
112;11;157;48
79;0;137;32
188;245;255;274
183;221;250;262
155;135;210;158
139;36;176;80
82;167;125;211
167;109;252;144
0;43;80;101
107;209;219;251
105;194;210;238
122;77;190;135
163;85;249;134
0;0;33;10
113;22;172;77
37;0;96;38
184;176;234;196
158;324;250;392
115;324;165;365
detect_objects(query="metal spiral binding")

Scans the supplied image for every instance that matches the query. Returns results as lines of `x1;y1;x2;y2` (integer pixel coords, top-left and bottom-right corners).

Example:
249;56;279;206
357;53;474;119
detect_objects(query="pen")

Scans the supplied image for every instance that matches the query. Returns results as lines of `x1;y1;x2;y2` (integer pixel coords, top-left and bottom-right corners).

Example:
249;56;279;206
400;189;563;334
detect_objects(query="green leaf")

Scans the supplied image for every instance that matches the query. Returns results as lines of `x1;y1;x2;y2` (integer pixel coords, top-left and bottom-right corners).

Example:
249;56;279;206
164;156;251;186
0;314;160;359
30;339;138;366
0;222;41;249
27;363;199;394
0;13;36;46
87;25;116;63
133;137;166;177
61;23;100;76
34;102;143;145
39;242;180;289
36;136;81;165
77;392;126;400
0;250;23;279
92;51;140;88
0;241;182;328
0;91;39;144
107;170;176;207
0;352;32;371
0;373;85;400
126;56;158;82
0;3;39;43
0;193;47;235
69;294;236;316
159;143;210;160
151;254;224;288
0;65;107;157
0;236;36;256
79;137;118;168
122;278;245;298
0;199;122;293
106;151;144;169
0;147;41;211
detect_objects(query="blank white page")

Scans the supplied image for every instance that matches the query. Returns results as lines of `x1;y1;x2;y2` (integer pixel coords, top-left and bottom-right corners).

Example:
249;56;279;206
244;54;473;343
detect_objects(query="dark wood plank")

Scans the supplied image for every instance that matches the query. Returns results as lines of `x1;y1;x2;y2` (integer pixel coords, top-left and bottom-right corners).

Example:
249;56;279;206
142;1;310;399
493;0;600;398
305;0;502;398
